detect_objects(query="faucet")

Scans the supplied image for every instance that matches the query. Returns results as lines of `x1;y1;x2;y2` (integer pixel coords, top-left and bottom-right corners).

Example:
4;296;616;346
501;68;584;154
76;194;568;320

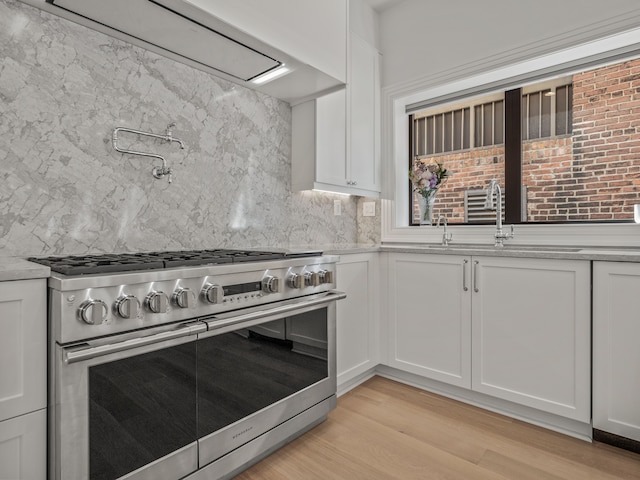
484;178;514;247
436;215;453;246
112;123;185;184
164;122;186;149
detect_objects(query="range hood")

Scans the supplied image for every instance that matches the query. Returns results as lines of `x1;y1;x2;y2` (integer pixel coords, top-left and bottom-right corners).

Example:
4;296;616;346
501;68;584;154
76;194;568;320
40;0;343;103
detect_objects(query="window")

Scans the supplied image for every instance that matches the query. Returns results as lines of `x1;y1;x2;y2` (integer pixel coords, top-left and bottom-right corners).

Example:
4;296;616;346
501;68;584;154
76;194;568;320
474;100;503;147
413;107;470;156
521;83;573;141
409;57;640;225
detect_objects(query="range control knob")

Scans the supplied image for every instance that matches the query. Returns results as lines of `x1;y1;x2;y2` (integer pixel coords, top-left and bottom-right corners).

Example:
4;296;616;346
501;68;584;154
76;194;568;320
287;273;303;289
78;299;108;325
262;276;280;294
304;272;321;287
115;295;139;319
146;291;168;313
202;283;224;304
319;270;334;284
173;287;195;308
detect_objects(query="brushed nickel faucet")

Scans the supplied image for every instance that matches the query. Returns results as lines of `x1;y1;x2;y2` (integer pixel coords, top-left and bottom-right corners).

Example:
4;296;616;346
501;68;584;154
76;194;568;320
112;123;186;184
436;215;453;246
484;178;514;247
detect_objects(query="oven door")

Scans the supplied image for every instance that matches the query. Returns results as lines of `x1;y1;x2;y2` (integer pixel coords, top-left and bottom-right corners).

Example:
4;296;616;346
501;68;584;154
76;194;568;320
51;321;207;480
197;290;346;469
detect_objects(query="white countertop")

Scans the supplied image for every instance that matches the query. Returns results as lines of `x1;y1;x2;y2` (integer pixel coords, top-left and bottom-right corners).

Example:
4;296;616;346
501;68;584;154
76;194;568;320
378;243;640;262
6;244;640;284
0;257;50;282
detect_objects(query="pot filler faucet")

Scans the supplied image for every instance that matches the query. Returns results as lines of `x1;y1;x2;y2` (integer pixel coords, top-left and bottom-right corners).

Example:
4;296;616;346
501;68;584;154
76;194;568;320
112;123;185;184
484;178;515;247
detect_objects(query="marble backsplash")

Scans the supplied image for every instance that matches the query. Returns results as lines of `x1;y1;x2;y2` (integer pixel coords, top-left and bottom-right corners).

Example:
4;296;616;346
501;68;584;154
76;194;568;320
0;0;380;258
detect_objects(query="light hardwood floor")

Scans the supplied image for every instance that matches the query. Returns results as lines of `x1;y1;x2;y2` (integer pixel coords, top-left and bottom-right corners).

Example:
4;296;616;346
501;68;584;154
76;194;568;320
236;376;640;479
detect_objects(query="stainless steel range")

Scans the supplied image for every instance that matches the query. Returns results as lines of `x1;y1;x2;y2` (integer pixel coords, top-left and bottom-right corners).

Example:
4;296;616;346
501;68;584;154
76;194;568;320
29;249;345;480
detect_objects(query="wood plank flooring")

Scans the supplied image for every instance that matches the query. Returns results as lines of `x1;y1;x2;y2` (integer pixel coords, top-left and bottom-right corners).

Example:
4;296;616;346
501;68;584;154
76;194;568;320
235;376;640;479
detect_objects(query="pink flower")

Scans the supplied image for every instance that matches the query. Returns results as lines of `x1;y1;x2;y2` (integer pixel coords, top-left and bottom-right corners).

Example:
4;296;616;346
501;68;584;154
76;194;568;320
409;159;450;199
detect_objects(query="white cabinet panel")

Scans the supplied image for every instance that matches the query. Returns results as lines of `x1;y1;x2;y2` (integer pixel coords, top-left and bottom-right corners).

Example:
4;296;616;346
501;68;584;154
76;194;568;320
471;257;591;422
0;279;46;422
336;253;379;385
348;32;380;192
593;261;640;441
387;253;471;388
0;409;46;480
291;30;380;197
316;90;348;187
386;253;590;422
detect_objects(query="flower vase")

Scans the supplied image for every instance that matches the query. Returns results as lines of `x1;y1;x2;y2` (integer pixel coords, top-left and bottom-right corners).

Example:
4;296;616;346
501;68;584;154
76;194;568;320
418;195;436;225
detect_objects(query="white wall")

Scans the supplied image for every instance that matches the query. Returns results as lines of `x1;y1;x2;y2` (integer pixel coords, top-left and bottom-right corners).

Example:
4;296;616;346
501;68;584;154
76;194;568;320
188;0;348;84
350;0;380;49
0;0;360;256
379;0;640;89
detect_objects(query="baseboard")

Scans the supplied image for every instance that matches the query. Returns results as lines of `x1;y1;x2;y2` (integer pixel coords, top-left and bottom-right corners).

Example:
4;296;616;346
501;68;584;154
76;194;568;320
337;367;377;396
593;429;640;455
372;365;593;442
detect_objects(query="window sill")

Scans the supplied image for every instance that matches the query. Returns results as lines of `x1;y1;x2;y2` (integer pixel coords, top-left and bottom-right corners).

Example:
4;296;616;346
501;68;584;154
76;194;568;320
382;209;640;248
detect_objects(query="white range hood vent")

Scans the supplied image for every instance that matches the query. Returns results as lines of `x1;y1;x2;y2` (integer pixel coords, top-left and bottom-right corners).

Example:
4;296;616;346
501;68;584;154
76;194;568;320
47;0;283;82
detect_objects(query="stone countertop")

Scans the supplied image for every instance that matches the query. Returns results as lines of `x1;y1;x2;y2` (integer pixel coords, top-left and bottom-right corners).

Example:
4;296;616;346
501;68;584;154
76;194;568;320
289;244;380;256
6;244;640;284
0;257;50;282
379;243;640;262
291;243;640;261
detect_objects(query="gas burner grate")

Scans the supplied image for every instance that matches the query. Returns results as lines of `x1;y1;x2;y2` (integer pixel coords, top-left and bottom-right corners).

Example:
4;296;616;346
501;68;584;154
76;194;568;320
28;249;322;275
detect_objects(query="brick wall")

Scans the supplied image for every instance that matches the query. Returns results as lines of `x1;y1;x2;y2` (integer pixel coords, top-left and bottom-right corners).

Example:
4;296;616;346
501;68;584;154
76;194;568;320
569;59;640;221
414;57;640;224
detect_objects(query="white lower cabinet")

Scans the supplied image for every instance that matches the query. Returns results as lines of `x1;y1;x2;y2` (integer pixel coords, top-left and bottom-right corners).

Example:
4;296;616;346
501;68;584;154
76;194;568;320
387;253;591;422
593;261;640;441
471;256;591;422
336;253;379;391
0;409;47;480
0;278;47;480
387;254;471;388
0;279;46;421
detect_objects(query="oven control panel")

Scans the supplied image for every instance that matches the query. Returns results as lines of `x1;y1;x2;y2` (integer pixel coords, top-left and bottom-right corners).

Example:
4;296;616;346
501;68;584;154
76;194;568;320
51;259;338;344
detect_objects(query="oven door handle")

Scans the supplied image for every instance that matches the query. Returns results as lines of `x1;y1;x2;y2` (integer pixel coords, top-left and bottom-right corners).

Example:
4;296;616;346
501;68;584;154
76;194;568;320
63;322;207;364
203;290;347;332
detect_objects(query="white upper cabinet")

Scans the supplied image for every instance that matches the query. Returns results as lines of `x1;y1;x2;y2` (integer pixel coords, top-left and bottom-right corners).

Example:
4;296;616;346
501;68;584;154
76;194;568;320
347;32;381;193
291;24;381;197
19;0;347;103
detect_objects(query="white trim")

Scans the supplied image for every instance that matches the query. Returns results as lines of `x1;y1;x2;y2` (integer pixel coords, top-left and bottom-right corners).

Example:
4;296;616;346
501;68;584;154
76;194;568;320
375;367;592;442
381;26;640;247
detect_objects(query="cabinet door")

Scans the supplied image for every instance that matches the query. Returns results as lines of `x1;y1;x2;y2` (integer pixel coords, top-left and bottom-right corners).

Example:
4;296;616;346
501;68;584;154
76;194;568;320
336;253;379;385
0;409;47;480
348;32;380;192
593;261;640;441
471;257;590;422
315;89;348;187
0;279;46;422
387;254;471;388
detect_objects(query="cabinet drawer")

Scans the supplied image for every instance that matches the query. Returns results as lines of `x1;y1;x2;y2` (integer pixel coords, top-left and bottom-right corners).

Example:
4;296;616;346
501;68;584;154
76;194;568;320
0;409;47;480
